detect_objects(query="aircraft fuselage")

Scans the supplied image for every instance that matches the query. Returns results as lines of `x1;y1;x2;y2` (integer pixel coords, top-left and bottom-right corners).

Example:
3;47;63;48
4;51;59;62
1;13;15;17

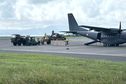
100;31;126;46
78;30;126;46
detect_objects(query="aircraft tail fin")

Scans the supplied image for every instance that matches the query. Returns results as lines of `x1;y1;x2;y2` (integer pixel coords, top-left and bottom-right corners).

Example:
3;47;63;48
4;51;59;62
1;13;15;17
68;13;79;32
68;13;86;33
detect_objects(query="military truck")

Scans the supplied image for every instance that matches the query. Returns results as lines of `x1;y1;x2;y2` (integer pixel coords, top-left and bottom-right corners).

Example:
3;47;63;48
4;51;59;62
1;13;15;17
11;34;24;46
41;34;51;45
11;34;40;46
51;30;66;40
23;36;40;46
40;31;66;45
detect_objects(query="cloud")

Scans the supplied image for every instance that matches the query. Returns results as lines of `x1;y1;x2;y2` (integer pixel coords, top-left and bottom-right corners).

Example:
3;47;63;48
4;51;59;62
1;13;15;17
0;0;126;35
1;0;126;22
0;0;16;19
29;0;54;4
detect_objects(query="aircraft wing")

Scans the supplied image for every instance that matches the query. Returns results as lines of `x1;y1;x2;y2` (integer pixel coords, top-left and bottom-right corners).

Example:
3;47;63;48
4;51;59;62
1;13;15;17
79;25;119;34
79;25;110;31
60;31;78;35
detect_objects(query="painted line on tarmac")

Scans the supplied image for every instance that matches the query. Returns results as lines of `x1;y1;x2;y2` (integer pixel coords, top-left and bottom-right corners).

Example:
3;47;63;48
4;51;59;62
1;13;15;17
1;49;126;57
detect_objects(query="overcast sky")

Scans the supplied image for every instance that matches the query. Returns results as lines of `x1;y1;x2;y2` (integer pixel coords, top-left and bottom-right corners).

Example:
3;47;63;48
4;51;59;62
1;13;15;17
0;0;126;35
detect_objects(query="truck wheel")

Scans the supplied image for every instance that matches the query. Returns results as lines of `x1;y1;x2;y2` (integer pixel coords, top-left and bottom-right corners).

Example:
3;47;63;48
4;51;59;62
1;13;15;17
13;42;17;46
38;41;40;45
47;40;51;45
41;41;44;45
23;43;26;46
18;43;21;46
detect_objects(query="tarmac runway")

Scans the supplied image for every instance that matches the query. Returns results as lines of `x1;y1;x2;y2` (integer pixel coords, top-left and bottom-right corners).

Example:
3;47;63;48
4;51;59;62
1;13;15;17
0;37;126;62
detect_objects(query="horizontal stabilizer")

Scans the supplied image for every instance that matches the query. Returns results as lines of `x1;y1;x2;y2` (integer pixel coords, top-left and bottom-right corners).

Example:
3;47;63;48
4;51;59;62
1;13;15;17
60;31;77;34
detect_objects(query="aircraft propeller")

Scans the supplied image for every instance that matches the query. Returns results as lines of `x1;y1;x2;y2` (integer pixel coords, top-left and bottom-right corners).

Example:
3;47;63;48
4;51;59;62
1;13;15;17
119;22;122;33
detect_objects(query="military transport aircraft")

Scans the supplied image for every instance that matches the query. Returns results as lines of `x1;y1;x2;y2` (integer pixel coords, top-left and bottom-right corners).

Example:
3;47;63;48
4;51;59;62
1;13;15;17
66;13;126;47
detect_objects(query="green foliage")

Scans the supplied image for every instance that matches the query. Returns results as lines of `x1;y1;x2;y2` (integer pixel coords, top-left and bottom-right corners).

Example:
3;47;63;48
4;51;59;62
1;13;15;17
0;53;126;84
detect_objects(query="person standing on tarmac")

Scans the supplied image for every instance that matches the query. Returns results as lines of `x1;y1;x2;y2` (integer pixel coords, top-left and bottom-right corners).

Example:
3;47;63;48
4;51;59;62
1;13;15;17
65;39;69;46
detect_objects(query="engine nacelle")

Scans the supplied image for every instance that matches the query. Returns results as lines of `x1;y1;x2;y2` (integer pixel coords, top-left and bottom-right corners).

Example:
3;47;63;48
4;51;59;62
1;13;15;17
77;31;101;40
